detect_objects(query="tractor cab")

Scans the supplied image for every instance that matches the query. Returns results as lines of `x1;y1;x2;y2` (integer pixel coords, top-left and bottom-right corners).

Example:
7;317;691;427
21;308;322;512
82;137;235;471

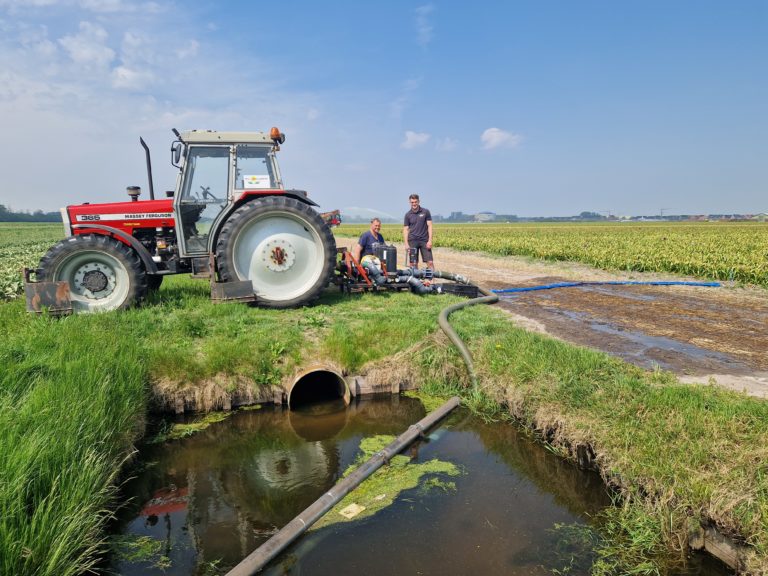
172;130;285;257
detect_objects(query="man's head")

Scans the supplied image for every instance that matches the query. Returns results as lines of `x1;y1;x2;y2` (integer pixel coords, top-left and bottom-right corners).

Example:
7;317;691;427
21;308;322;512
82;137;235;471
409;194;420;211
370;218;382;234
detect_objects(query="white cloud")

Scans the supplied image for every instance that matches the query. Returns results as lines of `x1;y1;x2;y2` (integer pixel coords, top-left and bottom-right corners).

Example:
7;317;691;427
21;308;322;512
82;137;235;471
435;137;457;151
401;130;430;149
58;21;115;68
175;39;198;59
119;30;156;65
0;0;58;7
415;4;434;47
390;76;421;119
111;64;153;90
306;107;320;121
19;24;57;57
481;127;522;150
78;0;136;13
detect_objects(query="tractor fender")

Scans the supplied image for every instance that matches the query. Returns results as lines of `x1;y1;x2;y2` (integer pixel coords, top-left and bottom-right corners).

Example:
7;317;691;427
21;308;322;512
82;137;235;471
208;192;321;256
71;224;159;274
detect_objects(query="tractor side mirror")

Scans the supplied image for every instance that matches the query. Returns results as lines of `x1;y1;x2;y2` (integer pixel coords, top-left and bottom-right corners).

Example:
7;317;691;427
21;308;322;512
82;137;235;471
171;141;183;167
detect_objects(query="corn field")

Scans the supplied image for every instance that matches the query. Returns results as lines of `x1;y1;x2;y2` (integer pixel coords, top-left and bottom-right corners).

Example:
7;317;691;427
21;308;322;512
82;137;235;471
339;221;768;288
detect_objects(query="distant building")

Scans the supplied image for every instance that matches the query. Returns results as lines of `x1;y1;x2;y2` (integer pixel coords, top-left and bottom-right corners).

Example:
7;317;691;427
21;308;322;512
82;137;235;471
474;211;496;222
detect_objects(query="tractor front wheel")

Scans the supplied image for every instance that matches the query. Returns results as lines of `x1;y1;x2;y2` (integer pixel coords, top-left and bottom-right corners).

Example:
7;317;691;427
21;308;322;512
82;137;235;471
215;197;336;308
37;234;148;313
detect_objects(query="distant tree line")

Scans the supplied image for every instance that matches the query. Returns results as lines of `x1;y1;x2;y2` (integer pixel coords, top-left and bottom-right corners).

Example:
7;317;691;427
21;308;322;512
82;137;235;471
0;204;60;222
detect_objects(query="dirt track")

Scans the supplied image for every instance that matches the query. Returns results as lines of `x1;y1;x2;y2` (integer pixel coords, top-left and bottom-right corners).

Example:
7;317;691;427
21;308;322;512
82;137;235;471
427;246;768;398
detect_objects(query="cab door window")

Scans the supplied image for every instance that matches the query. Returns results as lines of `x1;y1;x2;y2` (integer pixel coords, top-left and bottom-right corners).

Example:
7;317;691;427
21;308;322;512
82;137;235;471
178;146;230;253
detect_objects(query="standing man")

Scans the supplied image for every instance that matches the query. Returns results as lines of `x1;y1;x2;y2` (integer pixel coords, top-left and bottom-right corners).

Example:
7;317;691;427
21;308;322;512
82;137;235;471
403;194;434;268
352;218;384;262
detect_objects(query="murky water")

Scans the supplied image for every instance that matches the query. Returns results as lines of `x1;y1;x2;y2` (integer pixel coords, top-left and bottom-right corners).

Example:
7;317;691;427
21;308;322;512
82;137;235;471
112;396;732;575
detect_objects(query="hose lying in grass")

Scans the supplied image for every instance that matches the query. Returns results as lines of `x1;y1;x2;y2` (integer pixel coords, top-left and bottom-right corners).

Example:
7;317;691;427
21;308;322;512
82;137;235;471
435;272;499;389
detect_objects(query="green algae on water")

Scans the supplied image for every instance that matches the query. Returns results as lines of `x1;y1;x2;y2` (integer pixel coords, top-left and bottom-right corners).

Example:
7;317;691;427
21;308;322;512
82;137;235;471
238;404;263;411
312;435;462;530
150;411;232;443
403;389;453;412
110;535;172;570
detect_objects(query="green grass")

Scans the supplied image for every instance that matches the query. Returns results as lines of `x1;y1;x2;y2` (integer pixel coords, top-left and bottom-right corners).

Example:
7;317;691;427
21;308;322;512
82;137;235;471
0;273;468;576
0;314;147;576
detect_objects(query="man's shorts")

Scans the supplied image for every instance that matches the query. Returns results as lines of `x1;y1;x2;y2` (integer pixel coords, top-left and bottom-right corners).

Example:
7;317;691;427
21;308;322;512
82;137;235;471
408;240;433;266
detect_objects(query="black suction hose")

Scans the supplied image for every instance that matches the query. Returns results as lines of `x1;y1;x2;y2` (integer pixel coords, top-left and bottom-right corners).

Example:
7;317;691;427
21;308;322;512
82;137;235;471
434;271;499;389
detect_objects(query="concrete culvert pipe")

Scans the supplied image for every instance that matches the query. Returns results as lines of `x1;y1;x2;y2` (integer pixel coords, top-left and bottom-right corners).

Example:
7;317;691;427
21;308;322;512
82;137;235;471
287;367;350;409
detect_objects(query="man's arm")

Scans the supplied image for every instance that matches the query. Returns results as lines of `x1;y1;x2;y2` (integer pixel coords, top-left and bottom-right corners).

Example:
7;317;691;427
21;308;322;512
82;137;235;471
352;232;366;261
352;242;363;262
402;225;409;248
427;221;433;249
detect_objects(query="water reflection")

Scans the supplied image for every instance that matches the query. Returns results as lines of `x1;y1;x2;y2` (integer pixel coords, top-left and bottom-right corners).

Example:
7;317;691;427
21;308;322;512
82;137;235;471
112;396;732;576
288;399;348;441
113;395;425;575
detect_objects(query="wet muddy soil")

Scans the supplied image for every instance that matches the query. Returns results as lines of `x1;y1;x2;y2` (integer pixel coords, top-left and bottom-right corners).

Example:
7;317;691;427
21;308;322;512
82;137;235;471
429;247;768;398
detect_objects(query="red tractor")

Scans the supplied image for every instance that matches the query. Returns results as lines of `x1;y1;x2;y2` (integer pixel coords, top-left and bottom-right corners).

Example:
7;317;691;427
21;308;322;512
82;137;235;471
26;128;339;313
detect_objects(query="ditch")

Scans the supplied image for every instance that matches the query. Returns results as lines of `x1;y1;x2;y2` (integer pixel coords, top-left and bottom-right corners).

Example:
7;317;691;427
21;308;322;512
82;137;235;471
111;395;733;575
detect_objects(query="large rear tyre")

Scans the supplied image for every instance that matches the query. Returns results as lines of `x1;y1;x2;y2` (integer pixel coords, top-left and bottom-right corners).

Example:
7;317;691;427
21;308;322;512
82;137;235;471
37;234;148;313
215;197;336;308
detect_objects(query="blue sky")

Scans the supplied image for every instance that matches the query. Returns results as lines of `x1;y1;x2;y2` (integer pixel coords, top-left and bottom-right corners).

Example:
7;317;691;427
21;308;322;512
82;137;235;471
0;0;765;217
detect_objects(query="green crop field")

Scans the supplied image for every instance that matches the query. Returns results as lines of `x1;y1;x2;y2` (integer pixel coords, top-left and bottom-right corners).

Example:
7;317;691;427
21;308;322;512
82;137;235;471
0;223;62;299
339;221;768;287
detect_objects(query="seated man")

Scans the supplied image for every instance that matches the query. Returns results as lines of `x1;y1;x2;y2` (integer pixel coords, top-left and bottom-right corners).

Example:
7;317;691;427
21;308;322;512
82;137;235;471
352;218;384;261
352;218;387;285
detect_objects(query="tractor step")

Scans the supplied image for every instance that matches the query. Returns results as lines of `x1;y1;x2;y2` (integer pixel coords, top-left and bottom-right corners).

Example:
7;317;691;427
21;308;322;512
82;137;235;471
206;253;257;303
211;280;257;303
23;268;73;315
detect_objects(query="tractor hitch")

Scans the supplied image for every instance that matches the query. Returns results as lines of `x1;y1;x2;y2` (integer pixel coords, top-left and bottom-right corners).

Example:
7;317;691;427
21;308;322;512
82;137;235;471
23;268;73;316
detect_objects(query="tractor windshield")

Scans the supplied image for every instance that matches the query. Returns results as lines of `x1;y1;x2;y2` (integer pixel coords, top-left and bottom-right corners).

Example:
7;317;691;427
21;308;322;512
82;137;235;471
235;145;281;190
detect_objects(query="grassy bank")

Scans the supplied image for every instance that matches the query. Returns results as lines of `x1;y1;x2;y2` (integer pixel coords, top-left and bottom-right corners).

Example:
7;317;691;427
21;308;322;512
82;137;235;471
411;304;768;573
0;277;466;575
0;311;148;576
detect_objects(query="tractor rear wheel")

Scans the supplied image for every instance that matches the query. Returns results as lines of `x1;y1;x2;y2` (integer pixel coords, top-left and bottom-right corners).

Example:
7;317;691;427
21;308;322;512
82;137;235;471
37;234;148;313
215;197;336;308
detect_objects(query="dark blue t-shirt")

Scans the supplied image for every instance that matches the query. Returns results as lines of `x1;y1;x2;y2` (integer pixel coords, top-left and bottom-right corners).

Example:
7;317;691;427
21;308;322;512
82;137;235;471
358;230;384;257
403;207;432;242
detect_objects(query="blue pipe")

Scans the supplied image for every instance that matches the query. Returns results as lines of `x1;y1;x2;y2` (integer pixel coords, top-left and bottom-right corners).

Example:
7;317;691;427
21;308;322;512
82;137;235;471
492;280;721;294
